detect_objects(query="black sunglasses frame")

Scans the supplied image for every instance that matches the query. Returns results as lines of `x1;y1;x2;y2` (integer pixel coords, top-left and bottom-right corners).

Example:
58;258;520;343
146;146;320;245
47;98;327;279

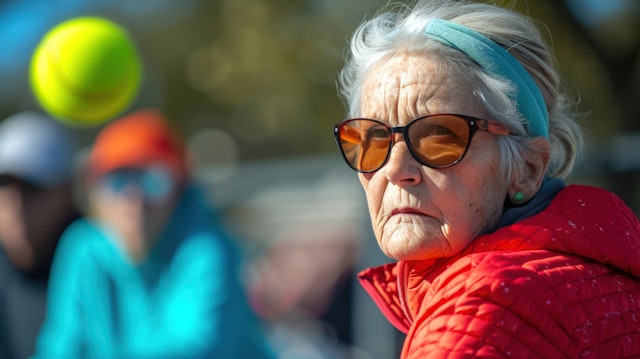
333;114;512;173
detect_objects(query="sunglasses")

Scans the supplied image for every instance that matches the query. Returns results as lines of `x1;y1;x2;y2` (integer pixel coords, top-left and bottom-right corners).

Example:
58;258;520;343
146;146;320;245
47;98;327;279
99;166;176;202
334;114;512;173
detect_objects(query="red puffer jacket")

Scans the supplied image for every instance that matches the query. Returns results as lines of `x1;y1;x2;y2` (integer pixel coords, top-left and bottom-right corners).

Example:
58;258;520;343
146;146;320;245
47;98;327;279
359;185;640;358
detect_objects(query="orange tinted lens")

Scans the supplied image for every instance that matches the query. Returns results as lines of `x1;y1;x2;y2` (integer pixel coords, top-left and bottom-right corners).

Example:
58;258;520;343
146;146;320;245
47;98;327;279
409;115;470;167
339;120;391;171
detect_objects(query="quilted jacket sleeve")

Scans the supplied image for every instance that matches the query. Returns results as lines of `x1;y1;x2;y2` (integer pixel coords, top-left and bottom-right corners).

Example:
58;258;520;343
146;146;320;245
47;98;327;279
403;250;578;358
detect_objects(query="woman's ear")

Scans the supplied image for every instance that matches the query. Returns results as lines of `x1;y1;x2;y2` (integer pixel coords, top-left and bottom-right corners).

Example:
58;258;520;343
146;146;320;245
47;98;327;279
509;137;550;204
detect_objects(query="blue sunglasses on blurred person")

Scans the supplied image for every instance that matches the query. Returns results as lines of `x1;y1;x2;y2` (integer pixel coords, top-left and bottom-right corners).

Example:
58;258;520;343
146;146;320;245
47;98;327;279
98;166;176;203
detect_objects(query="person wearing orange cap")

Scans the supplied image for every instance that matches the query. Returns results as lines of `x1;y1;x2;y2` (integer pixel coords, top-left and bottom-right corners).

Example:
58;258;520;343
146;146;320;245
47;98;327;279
32;109;274;359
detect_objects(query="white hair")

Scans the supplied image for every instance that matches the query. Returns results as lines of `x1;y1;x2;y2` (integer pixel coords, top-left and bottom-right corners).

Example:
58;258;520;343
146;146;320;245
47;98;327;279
338;0;583;179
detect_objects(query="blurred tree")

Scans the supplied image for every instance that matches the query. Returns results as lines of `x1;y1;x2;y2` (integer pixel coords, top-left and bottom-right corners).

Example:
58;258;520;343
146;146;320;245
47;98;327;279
516;0;639;135
145;0;638;164
127;0;391;161
0;0;638;174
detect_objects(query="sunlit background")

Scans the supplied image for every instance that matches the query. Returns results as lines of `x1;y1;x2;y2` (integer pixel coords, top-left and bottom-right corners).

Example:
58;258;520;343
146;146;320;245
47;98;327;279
1;0;638;358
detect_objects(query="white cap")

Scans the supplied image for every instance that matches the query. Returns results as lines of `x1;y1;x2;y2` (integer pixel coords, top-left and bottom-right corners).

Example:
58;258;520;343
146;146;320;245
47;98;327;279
0;111;77;187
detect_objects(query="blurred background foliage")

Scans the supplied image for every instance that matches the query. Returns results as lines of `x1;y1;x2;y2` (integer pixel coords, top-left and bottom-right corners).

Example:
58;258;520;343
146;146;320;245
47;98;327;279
0;0;638;160
0;0;390;160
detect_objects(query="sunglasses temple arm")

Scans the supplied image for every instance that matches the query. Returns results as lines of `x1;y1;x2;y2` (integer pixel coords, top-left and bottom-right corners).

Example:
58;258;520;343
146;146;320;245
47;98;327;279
481;120;512;136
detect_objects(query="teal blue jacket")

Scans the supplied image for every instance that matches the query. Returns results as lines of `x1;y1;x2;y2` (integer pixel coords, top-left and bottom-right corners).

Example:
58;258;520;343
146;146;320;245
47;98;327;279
32;185;273;358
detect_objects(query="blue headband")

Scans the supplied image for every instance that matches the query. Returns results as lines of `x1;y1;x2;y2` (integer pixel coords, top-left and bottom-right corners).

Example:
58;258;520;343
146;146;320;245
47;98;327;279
424;19;548;137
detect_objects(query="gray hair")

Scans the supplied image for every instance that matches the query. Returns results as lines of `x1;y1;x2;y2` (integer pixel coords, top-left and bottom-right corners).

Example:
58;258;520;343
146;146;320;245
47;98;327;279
338;0;583;179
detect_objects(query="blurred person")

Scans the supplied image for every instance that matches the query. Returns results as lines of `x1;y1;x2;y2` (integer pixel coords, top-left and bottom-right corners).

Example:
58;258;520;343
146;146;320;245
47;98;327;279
249;219;361;358
333;0;640;357
0;111;80;359
215;159;370;358
32;109;273;358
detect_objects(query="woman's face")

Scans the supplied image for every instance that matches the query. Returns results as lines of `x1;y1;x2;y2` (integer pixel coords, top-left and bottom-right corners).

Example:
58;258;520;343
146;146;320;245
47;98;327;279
358;53;510;261
88;166;181;263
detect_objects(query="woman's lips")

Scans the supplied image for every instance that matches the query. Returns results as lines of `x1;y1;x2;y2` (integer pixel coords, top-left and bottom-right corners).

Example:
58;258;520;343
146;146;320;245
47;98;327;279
391;207;427;216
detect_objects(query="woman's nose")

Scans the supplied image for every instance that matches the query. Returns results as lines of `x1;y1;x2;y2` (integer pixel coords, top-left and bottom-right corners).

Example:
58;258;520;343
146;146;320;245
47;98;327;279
383;134;422;185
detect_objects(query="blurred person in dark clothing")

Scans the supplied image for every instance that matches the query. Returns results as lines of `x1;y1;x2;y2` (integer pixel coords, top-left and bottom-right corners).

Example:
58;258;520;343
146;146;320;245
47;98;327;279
0;111;80;359
32;109;274;359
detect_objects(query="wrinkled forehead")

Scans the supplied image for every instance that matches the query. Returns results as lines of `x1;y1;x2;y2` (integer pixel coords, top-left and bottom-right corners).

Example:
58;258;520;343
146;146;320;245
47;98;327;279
358;53;484;124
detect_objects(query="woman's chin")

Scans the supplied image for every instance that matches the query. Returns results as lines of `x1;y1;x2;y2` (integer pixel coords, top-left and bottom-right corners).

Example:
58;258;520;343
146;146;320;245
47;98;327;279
379;226;441;261
381;241;433;261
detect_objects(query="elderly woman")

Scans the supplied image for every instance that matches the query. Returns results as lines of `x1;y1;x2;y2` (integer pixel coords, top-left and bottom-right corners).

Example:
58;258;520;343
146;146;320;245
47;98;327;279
334;1;640;357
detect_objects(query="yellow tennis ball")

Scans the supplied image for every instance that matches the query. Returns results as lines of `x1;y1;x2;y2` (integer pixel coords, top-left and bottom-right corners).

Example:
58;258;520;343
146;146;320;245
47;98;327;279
30;17;142;126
